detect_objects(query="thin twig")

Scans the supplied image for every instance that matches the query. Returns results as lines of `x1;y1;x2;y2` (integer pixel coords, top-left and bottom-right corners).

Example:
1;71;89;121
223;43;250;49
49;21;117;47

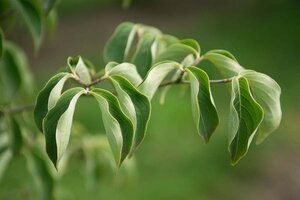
209;78;233;84
86;76;108;88
159;77;233;88
2;104;35;115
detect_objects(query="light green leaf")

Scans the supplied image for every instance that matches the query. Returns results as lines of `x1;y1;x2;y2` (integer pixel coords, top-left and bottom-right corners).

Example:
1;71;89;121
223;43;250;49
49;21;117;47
25;148;54;200
34;72;71;132
240;70;282;143
229;77;264;165
104;22;135;63
207;49;238;62
91;88;134;167
8;0;43;50
43;87;86;167
0;149;12;182
131;33;156;77
110;75;151;155
203;50;244;77
68;56;92;84
105;62;142;86
138;61;181;99
154;42;199;64
185;66;219;142
151;34;179;59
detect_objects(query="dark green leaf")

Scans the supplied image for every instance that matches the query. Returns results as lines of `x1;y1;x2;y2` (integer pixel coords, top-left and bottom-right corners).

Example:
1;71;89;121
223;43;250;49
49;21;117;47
110;75;151;155
9;117;23;155
229;77;264;165
9;0;43;50
43;87;85;167
185;66;219;142
131;33;156;77
0;28;3;58
91;88;134;167
34;72;71;132
103;22;135;63
0;42;33;102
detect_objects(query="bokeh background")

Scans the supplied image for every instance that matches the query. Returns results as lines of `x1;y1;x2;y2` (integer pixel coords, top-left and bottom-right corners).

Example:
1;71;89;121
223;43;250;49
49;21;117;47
1;0;300;199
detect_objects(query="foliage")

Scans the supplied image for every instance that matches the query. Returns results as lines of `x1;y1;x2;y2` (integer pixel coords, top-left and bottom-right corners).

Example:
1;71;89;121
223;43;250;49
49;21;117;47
0;0;282;198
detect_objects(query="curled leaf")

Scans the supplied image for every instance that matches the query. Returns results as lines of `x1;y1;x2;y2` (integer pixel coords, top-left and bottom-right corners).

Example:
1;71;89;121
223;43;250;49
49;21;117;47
229;77;264;165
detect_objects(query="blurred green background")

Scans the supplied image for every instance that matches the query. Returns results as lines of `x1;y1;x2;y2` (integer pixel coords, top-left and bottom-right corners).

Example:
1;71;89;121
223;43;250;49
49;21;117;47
1;0;300;199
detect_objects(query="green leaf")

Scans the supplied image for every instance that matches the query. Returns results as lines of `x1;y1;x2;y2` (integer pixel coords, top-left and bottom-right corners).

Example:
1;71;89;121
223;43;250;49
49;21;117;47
240;70;282;143
131;33;156;77
91;88;134;167
9;0;43;50
67;56;92;84
0;28;3;58
138;61;181;99
185;66;219;142
110;75;151;155
9;117;23;155
154;41;199;64
45;0;57;14
0;42;33;102
180;39;201;55
34;72;71;132
151;34;179;59
25;148;54;200
104;22;135;63
0;149;12;182
203;50;244;77
207;49;238;62
43;87;85;167
105;62;142;86
229;77;264;165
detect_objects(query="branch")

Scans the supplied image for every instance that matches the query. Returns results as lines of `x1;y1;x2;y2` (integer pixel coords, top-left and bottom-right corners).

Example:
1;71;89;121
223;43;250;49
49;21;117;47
2;104;35;115
159;77;233;88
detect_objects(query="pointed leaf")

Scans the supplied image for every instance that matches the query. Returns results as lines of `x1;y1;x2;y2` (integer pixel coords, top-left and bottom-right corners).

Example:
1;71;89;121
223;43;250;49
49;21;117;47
138;61;181;99
131;33;156;77
104;22;135;63
68;56;92;84
91;89;134;166
43;88;85;167
105;62;142;86
34;73;71;132
203;50;244;77
8;0;43;49
185;66;219;142
110;75;151;155
229;77;264;165
240;70;282;143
